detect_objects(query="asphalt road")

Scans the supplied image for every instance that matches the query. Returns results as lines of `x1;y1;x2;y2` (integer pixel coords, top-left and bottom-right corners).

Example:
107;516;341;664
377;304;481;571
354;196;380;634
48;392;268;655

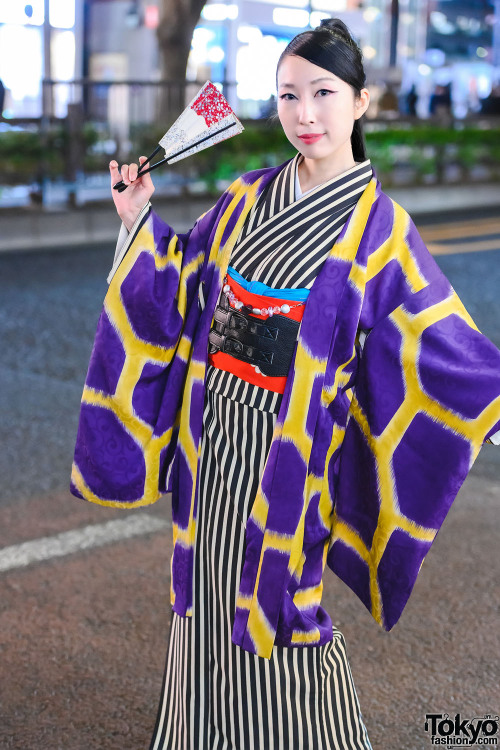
0;213;499;749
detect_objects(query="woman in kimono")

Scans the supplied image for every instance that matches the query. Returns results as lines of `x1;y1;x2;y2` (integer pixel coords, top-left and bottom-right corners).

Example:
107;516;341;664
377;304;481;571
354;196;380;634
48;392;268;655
72;18;500;750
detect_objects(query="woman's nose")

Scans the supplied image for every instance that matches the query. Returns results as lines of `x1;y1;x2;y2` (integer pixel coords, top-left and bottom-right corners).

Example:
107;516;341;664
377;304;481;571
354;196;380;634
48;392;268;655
298;98;315;123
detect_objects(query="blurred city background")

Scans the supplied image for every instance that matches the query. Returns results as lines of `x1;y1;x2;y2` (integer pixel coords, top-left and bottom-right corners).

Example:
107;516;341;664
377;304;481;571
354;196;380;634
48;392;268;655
1;0;500;206
0;2;499;749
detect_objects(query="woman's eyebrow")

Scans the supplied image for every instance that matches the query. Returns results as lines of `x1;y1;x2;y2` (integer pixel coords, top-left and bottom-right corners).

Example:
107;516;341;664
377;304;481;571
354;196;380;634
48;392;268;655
278;77;337;88
310;77;337;84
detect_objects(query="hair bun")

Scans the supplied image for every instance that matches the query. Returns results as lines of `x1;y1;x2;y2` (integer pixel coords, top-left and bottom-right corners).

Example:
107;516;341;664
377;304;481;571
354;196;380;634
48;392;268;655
318;18;355;45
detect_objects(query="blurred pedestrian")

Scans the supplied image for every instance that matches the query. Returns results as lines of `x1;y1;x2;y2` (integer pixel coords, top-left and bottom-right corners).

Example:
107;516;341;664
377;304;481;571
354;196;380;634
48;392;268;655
429;83;452;118
405;83;418;116
480;84;500;115
71;17;500;750
0;79;5;116
377;83;399;118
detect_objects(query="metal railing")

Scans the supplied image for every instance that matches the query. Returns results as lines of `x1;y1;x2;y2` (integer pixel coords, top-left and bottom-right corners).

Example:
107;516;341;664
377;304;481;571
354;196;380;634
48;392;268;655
39;78;241;125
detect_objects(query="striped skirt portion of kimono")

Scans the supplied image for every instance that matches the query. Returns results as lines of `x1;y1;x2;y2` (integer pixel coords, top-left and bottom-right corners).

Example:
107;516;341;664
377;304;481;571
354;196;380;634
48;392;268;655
149;368;372;750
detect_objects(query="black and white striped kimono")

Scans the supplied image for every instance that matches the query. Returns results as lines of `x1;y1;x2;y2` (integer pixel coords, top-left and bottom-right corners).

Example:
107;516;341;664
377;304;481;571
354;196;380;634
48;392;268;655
149;155;374;750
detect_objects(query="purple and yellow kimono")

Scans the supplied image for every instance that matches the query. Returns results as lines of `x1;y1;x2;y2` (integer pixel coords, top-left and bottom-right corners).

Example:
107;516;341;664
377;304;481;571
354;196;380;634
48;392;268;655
71;161;500;660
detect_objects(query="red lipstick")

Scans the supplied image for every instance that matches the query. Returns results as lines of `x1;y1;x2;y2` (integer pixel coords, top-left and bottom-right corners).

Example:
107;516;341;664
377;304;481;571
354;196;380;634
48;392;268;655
298;134;324;144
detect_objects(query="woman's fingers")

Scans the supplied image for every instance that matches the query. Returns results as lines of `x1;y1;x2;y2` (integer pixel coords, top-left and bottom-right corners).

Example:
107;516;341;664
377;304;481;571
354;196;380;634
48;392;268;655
109;155;154;227
137;155;155;191
109;156;154;195
120;163;130;184
128;162;139;182
109;160;120;185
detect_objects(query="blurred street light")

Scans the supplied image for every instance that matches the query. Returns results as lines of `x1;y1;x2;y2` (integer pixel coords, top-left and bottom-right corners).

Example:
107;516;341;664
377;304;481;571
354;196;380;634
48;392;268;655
363;6;382;24
144;5;160;29
272;7;309;27
201;4;239;21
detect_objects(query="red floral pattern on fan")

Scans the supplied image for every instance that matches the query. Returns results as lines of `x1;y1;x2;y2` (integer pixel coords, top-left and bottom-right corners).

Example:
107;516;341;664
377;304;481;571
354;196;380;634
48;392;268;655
191;82;233;126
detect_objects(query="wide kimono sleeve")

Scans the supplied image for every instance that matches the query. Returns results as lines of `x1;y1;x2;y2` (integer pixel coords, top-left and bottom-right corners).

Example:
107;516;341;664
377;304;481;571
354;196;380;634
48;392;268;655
327;199;500;631
70;201;220;508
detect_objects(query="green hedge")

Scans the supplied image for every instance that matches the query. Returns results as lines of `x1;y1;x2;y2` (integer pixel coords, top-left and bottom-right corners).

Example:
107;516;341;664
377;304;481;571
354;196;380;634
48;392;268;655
0;123;100;183
1;119;499;188
130;120;500;191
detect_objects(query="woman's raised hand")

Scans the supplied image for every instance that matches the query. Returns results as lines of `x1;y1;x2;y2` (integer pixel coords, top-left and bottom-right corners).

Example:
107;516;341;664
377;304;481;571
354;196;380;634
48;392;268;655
109;156;155;232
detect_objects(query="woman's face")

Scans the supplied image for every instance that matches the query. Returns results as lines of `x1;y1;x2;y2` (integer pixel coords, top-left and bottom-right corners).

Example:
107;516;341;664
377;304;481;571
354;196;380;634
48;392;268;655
277;54;369;166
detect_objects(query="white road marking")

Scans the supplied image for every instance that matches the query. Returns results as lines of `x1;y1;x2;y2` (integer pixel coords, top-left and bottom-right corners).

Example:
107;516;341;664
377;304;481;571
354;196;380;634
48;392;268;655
419;217;500;255
426;239;500;256
419;217;500;240
0;513;170;573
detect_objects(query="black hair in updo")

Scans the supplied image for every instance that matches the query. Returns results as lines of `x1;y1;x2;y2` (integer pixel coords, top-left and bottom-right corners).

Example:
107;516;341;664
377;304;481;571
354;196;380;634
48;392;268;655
277;18;368;162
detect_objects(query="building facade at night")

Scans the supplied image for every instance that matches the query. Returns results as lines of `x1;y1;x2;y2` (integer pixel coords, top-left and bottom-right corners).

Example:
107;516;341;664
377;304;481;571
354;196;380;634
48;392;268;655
0;0;498;119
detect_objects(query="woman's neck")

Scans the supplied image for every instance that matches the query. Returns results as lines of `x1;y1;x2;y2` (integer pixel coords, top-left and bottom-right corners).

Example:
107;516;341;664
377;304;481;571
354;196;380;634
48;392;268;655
297;154;358;193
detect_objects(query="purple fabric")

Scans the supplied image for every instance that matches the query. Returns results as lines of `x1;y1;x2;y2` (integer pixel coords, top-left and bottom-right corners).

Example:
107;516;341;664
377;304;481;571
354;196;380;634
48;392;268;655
393;412;470;528
170;543;194;614
132;362;169;427
266;441;307;534
362;259;413;326
86;311;126;395
335;419;381;549
120;253;184;348
328;541;372;613
377;530;433;628
420;315;500;418
74;404;146;501
355;318;406;436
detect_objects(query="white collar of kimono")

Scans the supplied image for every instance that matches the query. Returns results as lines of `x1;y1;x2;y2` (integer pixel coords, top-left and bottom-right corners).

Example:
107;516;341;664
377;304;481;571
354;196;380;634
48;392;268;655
294;155;372;200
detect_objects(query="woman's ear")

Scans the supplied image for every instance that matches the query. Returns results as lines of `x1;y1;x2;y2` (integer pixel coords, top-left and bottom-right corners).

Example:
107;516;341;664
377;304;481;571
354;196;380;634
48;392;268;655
354;88;370;119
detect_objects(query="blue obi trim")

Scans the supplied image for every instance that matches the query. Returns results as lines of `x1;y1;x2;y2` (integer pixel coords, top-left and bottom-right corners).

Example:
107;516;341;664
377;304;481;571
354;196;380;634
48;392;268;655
227;266;310;302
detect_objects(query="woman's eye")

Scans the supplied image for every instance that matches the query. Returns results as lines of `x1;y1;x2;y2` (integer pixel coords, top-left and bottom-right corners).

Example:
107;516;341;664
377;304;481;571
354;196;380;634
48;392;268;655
316;89;335;97
279;93;296;101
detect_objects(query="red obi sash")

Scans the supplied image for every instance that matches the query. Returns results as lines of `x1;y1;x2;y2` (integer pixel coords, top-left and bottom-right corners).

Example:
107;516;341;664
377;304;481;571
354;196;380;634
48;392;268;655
208;274;305;393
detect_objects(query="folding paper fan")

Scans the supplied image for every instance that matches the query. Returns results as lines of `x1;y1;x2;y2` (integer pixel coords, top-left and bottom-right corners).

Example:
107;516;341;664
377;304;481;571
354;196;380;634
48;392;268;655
113;81;244;192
